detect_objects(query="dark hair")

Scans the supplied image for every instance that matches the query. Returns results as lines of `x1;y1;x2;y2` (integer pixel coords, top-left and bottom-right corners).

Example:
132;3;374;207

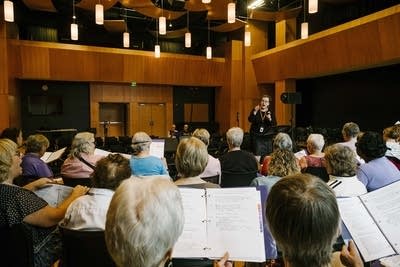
0;128;21;144
266;174;339;267
356;131;387;159
91;154;131;190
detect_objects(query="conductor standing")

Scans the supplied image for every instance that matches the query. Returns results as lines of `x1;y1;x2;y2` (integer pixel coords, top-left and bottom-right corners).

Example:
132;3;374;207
248;95;277;158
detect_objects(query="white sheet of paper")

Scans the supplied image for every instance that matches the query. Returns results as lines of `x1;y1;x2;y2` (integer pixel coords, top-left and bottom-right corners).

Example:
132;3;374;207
34;184;73;207
173;188;208;258
337;197;396;262
40;147;67;163
94;148;131;160
150;139;165;159
206;188;266;262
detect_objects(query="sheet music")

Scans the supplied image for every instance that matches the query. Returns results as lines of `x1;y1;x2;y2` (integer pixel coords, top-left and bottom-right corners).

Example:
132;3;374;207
150;139;165;159
206;188;266;262
40;147;67;163
337;197;396;262
360;181;400;254
173;188;208;258
34;184;73;207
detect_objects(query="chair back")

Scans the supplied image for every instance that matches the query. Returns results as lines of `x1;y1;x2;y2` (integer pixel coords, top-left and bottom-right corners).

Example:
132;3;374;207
221;171;257;188
303;166;329;182
62;177;92;187
59;226;115;267
201;174;220;185
0;223;34;267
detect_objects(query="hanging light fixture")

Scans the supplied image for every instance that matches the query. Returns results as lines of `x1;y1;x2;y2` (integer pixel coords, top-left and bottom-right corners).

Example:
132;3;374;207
185;11;191;48
159;0;166;35
308;0;318;14
3;0;14;22
244;26;251;47
244;1;251;47
123;9;129;48
206;20;212;59
71;0;78;40
227;2;235;24
95;1;104;25
301;0;308;39
202;0;211;3
155;19;160;58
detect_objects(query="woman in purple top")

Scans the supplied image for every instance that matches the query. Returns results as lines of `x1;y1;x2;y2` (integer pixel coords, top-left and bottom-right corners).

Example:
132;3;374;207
356;131;400;191
21;134;53;178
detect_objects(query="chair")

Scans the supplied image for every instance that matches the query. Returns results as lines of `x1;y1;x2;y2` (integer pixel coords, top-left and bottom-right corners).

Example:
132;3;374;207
220;171;257;188
62;177;92;187
201;174;220;185
303;166;329;182
0;223;34;267
59;226;115;267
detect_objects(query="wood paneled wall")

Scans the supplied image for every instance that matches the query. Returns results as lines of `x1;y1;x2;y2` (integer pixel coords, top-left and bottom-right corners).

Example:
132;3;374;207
252;4;400;83
90;83;173;136
9;40;226;86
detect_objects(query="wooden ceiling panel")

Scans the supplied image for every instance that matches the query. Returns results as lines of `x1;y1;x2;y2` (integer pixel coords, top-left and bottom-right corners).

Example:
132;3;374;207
77;0;119;11
104;20;126;32
22;0;57;12
211;20;245;32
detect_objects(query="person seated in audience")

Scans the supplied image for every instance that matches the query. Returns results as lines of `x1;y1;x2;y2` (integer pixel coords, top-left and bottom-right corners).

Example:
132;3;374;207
299;133;326;170
192;128;221;181
60;154;131;231
105;178;231;267
261;132;295;175
383;124;400;170
356;131;400;191
337;122;364;164
251;149;300;192
174;137;219;189
266;173;363;267
219;127;258;187
324;144;367;197
0;138;88;267
21;134;53;178
0;127;24;153
130;131;168;176
168;124;179;139
61;132;103;178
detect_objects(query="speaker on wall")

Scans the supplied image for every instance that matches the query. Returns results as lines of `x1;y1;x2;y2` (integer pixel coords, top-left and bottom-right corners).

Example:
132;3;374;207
280;92;302;104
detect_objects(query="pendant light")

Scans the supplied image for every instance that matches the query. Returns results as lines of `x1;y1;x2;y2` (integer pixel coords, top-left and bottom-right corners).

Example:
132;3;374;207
244;1;251;47
95;1;104;25
202;0;211;3
71;0;78;40
3;0;14;22
301;0;308;39
206;20;212;59
185;11;191;48
155;19;160;58
308;0;318;14
227;2;235;24
159;0;166;35
123;9;129;48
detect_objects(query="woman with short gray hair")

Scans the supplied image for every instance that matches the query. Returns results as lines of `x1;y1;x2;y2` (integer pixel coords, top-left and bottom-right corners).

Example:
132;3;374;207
61;132;103;178
21;134;53;178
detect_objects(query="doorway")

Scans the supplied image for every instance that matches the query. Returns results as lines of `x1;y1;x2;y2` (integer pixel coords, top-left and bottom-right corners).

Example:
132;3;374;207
138;103;166;137
99;103;127;137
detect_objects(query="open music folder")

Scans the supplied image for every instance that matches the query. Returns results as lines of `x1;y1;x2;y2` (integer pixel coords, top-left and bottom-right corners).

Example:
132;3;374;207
172;187;266;262
40;147;67;163
337;180;400;262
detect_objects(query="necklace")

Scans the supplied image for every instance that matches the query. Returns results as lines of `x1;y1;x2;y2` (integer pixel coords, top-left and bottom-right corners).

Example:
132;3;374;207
260;110;268;121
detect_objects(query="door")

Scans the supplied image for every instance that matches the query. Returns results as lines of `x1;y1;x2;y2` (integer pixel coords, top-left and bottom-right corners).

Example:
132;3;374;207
138;103;166;137
99;103;127;137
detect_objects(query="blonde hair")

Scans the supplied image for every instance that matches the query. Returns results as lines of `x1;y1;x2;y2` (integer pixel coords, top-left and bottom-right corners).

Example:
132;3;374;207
105;178;184;267
192;128;210;146
324;144;357;177
0;139;17;182
269;149;300;177
175;137;208;178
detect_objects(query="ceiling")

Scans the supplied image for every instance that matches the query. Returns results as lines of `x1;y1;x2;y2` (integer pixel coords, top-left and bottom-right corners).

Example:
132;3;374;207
9;0;400;56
